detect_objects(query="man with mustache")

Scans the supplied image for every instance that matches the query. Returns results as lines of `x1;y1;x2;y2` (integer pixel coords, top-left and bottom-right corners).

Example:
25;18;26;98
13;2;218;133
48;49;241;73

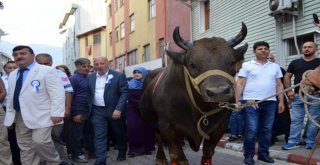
283;41;320;150
4;45;66;165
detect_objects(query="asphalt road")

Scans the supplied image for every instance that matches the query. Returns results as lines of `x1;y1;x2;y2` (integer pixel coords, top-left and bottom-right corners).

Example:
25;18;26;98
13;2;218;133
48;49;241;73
64;145;297;165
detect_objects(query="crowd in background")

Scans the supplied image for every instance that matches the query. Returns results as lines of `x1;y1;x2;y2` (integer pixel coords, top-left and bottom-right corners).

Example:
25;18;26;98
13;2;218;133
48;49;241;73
0;46;155;165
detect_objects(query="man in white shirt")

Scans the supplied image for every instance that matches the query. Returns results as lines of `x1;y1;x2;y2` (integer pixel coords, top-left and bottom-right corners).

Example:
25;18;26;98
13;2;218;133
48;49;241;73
235;41;284;165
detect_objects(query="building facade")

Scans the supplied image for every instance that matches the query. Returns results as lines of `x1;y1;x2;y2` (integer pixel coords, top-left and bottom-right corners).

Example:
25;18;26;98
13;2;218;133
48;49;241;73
59;0;107;72
106;0;191;77
191;0;320;68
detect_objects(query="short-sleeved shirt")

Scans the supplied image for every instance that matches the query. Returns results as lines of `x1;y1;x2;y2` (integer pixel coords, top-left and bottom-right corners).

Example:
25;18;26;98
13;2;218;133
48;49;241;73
56;70;73;93
238;60;283;101
286;58;320;93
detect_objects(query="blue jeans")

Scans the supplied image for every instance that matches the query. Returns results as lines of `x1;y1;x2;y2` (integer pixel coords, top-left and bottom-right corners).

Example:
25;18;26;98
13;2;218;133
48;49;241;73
287;94;320;145
243;101;276;158
229;111;244;136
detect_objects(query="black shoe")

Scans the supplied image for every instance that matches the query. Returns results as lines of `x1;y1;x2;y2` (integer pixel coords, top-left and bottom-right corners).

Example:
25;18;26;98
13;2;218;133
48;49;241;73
117;153;126;161
87;151;96;159
60;161;74;165
244;157;255;165
128;152;141;158
228;135;238;142
144;151;152;155
258;155;274;163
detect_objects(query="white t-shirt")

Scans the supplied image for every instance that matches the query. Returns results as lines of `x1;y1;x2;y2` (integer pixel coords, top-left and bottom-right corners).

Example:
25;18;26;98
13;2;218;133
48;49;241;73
238;60;283;101
56;70;73;93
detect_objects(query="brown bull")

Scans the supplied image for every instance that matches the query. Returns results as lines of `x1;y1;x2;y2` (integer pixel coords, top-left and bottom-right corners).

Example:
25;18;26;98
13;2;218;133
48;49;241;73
140;23;248;165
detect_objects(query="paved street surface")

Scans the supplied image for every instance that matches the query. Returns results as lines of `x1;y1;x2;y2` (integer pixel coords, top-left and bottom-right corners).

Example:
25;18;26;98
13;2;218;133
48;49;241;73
58;133;320;165
63;144;297;165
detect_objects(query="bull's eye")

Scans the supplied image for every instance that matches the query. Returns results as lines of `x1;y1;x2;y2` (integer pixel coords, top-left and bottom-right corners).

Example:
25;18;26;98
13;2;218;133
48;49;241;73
188;62;197;69
188;62;199;76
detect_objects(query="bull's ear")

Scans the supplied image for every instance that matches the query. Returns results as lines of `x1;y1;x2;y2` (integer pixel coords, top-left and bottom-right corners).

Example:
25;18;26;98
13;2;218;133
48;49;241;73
234;43;248;61
166;50;185;64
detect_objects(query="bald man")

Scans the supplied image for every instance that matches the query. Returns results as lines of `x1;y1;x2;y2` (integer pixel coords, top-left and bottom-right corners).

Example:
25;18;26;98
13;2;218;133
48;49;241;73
87;57;128;165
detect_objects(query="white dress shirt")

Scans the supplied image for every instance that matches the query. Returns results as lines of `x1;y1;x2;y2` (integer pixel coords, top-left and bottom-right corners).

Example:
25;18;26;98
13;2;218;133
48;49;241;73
93;72;108;106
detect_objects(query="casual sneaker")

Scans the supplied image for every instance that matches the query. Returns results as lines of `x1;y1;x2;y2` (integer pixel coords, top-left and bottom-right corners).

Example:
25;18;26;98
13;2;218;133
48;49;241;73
306;143;314;149
282;143;300;150
74;154;88;163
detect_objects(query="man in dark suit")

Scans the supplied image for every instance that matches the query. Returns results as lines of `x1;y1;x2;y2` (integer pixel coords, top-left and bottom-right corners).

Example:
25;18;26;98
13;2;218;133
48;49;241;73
88;56;128;165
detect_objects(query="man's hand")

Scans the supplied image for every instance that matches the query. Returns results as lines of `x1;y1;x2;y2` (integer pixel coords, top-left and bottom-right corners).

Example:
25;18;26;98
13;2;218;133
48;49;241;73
314;22;320;28
235;101;243;111
278;101;285;114
304;67;320;88
287;90;294;104
51;117;63;124
112;111;121;120
73;114;82;123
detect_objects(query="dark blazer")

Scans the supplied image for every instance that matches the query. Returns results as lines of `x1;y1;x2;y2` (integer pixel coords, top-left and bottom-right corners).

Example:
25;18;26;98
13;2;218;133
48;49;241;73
88;69;128;116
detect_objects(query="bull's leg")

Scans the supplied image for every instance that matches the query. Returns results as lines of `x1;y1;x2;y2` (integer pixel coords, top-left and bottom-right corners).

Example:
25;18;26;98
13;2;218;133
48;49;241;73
155;132;168;165
161;128;188;165
201;139;218;165
167;140;189;165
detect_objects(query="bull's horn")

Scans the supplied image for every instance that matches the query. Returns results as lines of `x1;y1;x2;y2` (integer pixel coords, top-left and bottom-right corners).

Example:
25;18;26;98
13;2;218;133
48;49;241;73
173;26;192;50
227;22;247;47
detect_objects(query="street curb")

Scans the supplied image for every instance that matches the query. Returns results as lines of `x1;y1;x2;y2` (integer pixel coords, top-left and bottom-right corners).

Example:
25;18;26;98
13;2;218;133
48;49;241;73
218;140;320;165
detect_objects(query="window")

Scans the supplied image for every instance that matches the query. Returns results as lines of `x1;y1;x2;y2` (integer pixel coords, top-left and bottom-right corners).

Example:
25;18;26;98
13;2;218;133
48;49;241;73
93;32;101;44
85;37;88;46
143;44;151;62
109;32;112;45
128;50;137;65
108;4;112;19
120;22;125;39
287;34;314;56
149;0;156;19
200;0;210;32
115;55;125;70
114;0;118;11
130;14;135;32
115;26;119;42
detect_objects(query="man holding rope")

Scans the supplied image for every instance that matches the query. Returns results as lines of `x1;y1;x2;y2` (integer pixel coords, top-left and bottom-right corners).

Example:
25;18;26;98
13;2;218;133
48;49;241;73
235;41;284;164
283;41;320;150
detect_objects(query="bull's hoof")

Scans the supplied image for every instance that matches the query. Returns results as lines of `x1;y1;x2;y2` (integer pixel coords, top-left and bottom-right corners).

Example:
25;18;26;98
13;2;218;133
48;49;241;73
156;158;168;165
201;156;212;165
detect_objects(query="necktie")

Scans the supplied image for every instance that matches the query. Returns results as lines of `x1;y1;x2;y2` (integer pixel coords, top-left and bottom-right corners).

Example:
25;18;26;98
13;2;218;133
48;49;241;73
13;68;27;112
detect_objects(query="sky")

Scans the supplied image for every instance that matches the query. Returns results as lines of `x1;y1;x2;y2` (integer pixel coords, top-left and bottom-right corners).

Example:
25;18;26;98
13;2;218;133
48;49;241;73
0;0;68;64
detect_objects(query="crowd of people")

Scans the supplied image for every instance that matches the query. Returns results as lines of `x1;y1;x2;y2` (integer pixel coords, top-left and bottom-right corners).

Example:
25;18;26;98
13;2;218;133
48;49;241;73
0;45;155;165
